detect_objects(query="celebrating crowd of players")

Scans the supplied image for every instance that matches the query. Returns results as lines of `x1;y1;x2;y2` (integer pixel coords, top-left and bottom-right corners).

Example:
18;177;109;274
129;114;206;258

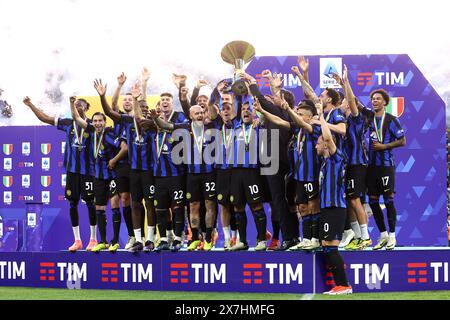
23;57;405;294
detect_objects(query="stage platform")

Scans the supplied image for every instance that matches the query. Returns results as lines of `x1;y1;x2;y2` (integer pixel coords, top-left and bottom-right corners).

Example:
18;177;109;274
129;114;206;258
0;247;448;293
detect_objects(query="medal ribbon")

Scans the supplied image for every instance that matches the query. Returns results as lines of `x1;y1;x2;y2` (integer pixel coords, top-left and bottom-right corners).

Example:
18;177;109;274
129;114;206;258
222;124;232;149
373;112;386;143
243;123;254;149
94;128;105;159
192;122;205;155
73;121;85;146
156;111;175;159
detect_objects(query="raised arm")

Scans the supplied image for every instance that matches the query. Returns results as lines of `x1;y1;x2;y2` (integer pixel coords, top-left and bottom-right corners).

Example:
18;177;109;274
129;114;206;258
22;96;55;125
207;103;219;120
190;78;208;106
69;96;88;129
112;72;126;112
94;79;121;122
318;103;337;155
291;64;318;102
179;86;191;116
131;82;143;120
285;106;313;133
333;64;358;117
298;56;309;84
140;67;150;101
253;98;290;130
149;109;174;131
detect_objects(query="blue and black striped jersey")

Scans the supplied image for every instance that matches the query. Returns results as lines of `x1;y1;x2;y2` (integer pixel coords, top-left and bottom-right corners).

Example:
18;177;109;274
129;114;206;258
231;121;260;169
57;118;94;176
324;108;346;153
121;114;153;171
152;111;189;177
345;113;369;166
288;123;321;182
113;111;129;165
320;148;347;209
360;108;405;167
87;125;120;180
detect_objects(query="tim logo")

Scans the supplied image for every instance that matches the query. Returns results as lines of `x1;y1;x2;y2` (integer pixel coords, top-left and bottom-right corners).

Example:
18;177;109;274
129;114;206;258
243;263;263;285
42;158;50;171
39;262;56;281
242;263;303;285
407;262;428;284
3;191;12;205
101;263;119;283
320;58;342;89
3;158;12;171
169;263;226;284
170;263;189;284
42;191;50;204
22;142;31;156
357;71;405;86
255;73;301;89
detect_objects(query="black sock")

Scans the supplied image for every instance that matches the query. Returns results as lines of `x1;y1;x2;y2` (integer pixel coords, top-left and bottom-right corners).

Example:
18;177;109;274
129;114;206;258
200;203;206;234
122;206;134;237
384;196;397;233
205;227;213;242
344;211;351;230
156;209;168;239
139;204;146;235
302;215;312;240
271;219;280;240
112;208;121;244
173;207;185;237
192;227;200;241
324;246;349;286
369;199;386;233
235;211;247;244
69;202;79;227
96;210;107;243
230;208;237;231
312;213;321;239
87;201;96;226
252;209;267;242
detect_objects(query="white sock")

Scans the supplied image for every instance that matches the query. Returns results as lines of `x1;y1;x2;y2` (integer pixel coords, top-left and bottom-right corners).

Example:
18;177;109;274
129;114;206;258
167;229;174;238
380;231;388;239
174;236;182;242
134;229;142;243
231;230;237;238
360;224;370;240
72;226;81;241
350;221;361;238
160;237;168;242
148;226;155;242
389;232;396;238
222;227;230;242
90;226;97;240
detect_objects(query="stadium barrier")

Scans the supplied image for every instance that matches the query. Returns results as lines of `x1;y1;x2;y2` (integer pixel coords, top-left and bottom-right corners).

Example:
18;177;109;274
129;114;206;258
0;249;448;293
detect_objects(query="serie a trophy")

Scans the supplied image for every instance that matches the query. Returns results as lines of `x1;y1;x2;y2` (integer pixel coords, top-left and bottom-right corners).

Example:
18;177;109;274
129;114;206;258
221;41;255;96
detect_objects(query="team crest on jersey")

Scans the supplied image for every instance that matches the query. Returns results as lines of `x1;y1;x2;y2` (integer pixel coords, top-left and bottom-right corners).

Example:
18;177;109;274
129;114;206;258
83;132;89;138
168;137;174;144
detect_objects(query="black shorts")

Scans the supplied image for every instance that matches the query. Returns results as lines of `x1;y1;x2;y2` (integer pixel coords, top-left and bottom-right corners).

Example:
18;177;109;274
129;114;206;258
154;176;186;209
345;165;367;198
94;178;118;206
295;180;320;205
216;169;232;205
286;176;296;206
115;162;131;194
366;166;396;196
230;168;265;206
130;169;155;203
65;172;94;202
186;172;216;202
319;207;347;242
